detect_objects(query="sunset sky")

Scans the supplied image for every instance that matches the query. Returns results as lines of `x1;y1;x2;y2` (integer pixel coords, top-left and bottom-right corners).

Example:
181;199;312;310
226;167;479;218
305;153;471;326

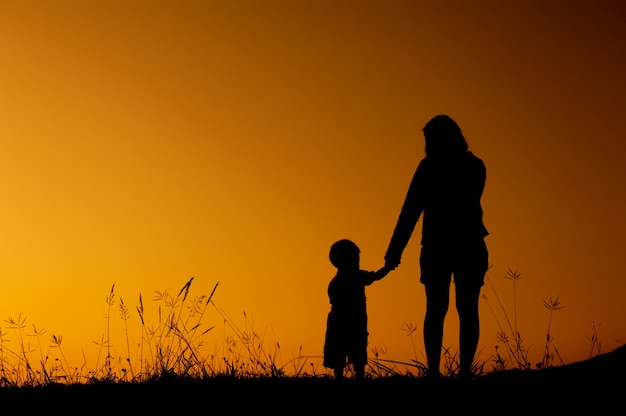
1;0;625;374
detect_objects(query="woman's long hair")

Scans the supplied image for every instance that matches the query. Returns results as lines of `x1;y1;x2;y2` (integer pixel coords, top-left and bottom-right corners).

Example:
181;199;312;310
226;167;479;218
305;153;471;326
423;115;468;158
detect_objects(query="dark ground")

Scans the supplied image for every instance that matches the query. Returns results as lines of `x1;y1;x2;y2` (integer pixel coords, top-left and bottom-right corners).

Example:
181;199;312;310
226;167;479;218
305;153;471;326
2;344;624;413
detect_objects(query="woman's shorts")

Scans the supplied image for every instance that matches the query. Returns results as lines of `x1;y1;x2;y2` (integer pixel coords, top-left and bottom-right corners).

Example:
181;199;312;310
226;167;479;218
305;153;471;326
419;239;488;288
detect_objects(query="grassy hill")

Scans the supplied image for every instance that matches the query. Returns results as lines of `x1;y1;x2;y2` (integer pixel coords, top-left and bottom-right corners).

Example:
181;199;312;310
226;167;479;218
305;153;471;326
1;344;623;413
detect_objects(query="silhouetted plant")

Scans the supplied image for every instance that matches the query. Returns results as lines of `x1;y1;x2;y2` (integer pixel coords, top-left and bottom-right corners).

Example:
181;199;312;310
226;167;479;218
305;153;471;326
538;295;566;369
366;322;428;378
401;322;421;364
4;314;39;386
118;297;134;380
483;269;531;370
103;283;115;380
587;320;602;358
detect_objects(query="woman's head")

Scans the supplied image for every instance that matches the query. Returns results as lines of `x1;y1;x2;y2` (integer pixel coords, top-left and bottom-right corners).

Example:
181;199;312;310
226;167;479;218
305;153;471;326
423;115;468;158
329;239;360;270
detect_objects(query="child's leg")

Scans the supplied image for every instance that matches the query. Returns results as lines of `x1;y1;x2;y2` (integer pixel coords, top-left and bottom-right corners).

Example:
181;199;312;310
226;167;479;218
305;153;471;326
333;366;344;379
354;364;365;379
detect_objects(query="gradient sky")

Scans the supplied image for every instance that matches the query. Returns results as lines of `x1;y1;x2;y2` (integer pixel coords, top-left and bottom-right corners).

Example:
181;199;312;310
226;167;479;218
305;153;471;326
1;0;625;374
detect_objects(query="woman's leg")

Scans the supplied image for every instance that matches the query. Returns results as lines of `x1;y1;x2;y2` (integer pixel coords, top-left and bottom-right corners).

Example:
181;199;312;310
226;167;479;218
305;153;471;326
456;284;481;377
423;282;450;378
455;239;488;377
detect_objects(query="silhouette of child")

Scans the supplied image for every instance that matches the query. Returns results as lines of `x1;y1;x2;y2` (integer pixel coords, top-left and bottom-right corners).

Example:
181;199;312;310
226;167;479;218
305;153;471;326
323;239;391;379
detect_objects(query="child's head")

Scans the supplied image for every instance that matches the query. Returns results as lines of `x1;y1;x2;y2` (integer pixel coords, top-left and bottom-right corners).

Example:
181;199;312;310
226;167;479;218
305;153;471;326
329;239;360;270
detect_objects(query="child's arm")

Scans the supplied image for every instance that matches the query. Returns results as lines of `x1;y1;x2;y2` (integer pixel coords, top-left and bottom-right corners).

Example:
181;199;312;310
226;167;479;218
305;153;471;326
374;265;392;281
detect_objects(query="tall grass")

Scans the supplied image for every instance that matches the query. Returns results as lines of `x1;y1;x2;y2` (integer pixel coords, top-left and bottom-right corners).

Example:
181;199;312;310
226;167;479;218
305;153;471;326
0;278;319;388
482;268;572;372
0;271;608;387
483;269;532;370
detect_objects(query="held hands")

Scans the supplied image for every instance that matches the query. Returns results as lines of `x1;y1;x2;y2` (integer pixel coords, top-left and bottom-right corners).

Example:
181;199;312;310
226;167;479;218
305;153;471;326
375;256;400;280
384;256;400;270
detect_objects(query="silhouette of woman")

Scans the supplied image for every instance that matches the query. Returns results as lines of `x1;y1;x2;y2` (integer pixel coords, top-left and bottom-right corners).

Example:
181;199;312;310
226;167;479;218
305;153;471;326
384;114;489;379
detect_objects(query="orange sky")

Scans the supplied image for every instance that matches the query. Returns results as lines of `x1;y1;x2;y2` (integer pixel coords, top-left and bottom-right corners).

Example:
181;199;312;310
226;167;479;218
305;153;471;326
1;0;625;375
